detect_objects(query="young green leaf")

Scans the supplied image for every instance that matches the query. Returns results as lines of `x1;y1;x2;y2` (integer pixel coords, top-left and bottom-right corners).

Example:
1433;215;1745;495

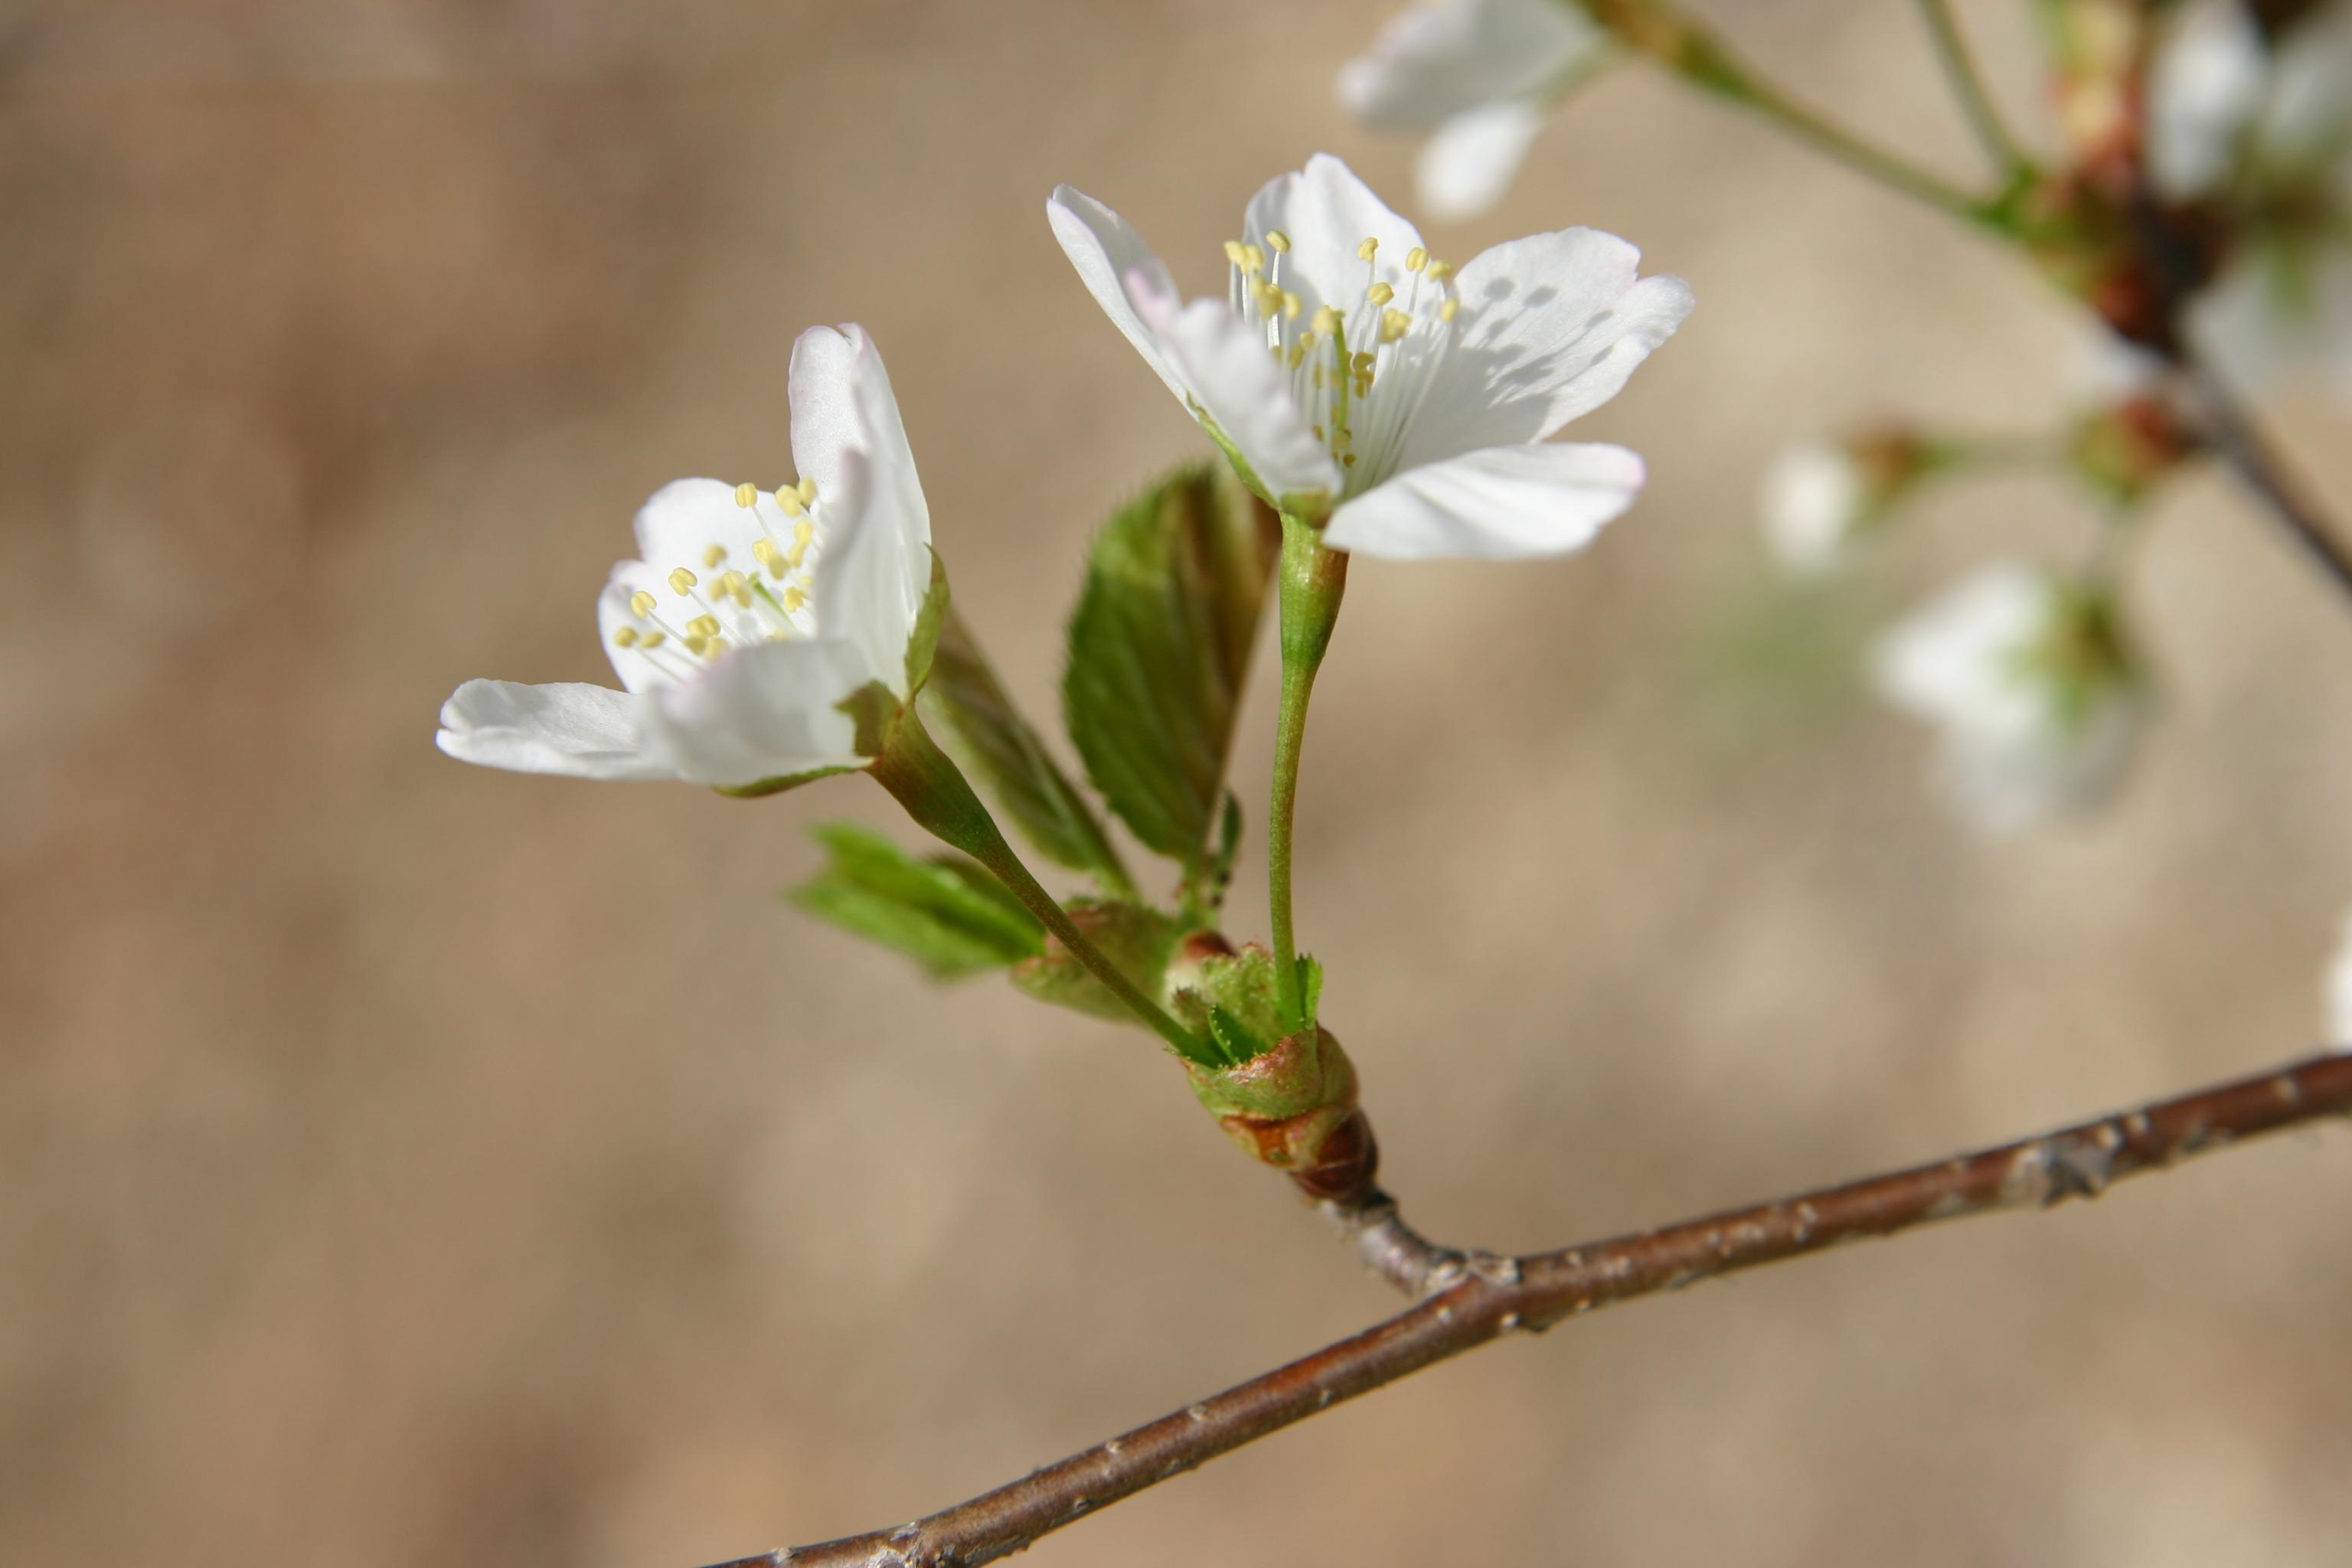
1008;898;1183;1024
789;822;1044;979
917;611;1133;895
1063;464;1279;872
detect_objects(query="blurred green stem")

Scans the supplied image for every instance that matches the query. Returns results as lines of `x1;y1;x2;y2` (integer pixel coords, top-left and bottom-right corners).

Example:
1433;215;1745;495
1915;0;2034;178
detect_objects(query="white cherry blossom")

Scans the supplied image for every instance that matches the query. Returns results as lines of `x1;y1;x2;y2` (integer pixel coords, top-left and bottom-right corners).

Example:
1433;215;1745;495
2148;1;2352;394
1761;441;1868;575
1873;561;2146;833
1338;0;1609;219
1049;154;1691;561
436;324;934;788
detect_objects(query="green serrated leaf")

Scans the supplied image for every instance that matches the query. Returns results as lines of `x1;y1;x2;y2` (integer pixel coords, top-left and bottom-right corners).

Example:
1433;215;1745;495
1063;463;1279;869
919;610;1133;894
788;822;1044;979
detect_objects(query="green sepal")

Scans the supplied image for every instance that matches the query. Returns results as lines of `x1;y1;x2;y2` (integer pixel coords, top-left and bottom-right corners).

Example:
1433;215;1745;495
838;679;906;761
903;547;952;697
714;763;862;799
1063;463;1279;874
1194;413;1331;524
1008;898;1181;1023
787;822;1045;978
1165;942;1318;1067
918;610;1132;893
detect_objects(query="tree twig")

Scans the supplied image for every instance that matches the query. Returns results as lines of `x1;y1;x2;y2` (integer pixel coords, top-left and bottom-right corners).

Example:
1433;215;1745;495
2180;355;2352;605
706;1050;2351;1568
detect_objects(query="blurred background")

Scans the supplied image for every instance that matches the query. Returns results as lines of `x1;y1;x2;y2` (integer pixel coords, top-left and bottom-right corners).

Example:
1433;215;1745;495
5;2;2350;1563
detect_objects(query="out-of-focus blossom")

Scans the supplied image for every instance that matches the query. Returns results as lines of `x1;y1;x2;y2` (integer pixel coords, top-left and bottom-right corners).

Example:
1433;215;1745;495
1874;560;2147;832
437;325;936;789
1049;154;1691;560
2327;903;2352;1045
1759;432;1935;575
2147;1;2352;394
1336;0;1610;220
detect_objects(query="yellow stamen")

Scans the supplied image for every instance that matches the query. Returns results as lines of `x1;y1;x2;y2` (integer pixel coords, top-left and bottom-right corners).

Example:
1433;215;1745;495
702;543;728;568
718;570;752;607
777;487;805;518
1356;237;1379;261
639;630;667;651
1405;247;1428;273
1380;307;1411;344
1282;290;1302;319
733;482;757;508
1439;297;1461;323
789;518;814;567
629;590;657;618
1365;282;1393;307
796;477;818;505
1266;230;1292;253
687;613;722;639
1425;258;1455;283
612;626;641;648
782;585;808;612
668;567;698;596
1223;240;1248;268
1241;243;1266;274
1308;305;1344;337
685;634;710;655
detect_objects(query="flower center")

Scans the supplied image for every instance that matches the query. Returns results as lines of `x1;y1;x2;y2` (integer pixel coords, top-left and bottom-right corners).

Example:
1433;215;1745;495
609;479;824;685
1226;230;1462;493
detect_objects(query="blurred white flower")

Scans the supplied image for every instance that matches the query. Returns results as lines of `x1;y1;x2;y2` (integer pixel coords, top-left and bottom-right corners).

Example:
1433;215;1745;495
1049;154;1691;561
1759;433;1936;575
2148;1;2352;394
2328;905;2352;1046
436;325;934;788
1337;0;1609;220
1873;561;2146;833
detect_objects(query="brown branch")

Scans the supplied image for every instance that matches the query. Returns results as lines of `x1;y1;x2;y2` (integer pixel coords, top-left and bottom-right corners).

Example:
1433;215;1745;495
2182;356;2352;604
704;1051;2352;1568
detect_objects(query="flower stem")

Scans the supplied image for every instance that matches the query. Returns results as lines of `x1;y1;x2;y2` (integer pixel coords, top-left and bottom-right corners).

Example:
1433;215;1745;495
871;708;1203;1058
1268;514;1348;1032
1914;0;2033;179
1596;0;2017;236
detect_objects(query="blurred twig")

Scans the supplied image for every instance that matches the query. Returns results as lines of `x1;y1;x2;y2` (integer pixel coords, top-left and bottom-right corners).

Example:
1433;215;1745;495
707;1051;2351;1568
2181;356;2352;605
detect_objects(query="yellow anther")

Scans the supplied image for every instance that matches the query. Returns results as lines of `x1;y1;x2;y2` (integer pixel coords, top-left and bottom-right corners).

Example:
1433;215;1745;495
1308;305;1344;337
719;570;752;607
1223;240;1248;268
1241;243;1266;274
1425;258;1455;283
1312;424;1325;442
1343;453;1357;467
629;590;657;618
1406;247;1428;273
1439;296;1461;323
1365;282;1393;307
792;519;815;550
685;634;710;656
1380;307;1411;344
782;585;809;612
703;542;728;568
1286;341;1308;369
1353;350;1377;369
687;613;722;639
796;476;818;505
668;567;698;596
1357;237;1379;261
639;630;667;651
612;626;641;648
706;635;728;655
733;482;757;508
1282;290;1302;319
1266;230;1292;253
777;487;805;518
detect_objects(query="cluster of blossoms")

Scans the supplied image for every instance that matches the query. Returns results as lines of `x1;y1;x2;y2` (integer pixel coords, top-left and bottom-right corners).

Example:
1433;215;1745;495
441;157;1688;788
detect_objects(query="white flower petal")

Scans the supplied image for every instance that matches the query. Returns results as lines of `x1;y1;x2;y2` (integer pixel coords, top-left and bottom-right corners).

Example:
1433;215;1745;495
1759;441;1864;575
2326;904;2352;1046
2148;0;2271;199
1131;282;1344;501
793;331;932;689
1338;0;1603;131
1242;153;1427;321
1323;440;1643;560
436;679;669;780
1399;229;1694;469
1047;185;1193;405
639;637;874;786
1416;99;1548;221
629;477;774;585
603;484;810;694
